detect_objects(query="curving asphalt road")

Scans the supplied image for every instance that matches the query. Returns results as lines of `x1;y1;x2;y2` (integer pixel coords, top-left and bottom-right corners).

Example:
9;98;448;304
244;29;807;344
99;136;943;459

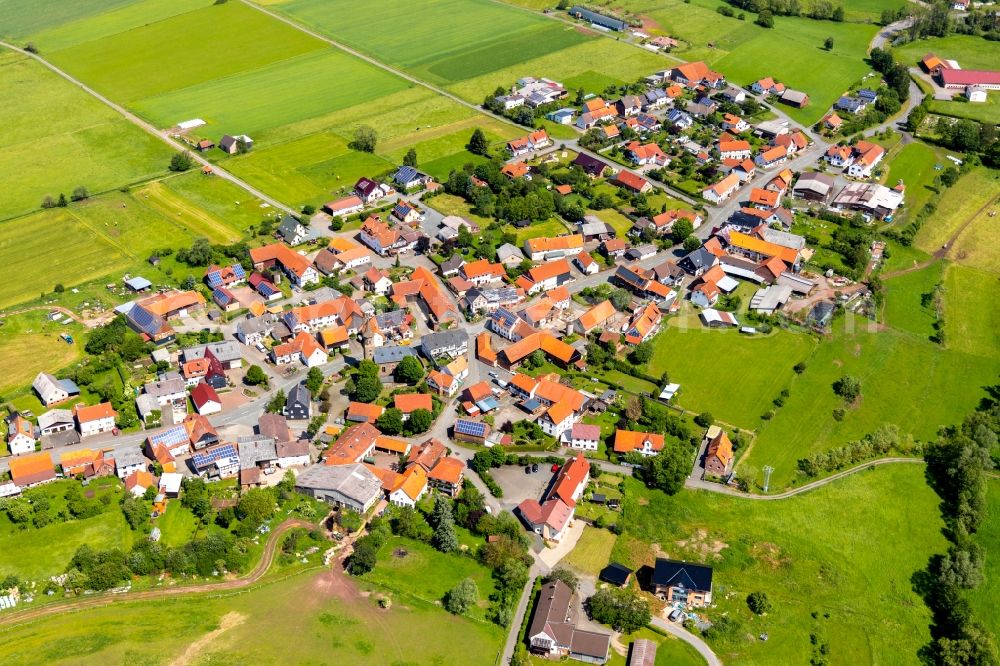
0;518;316;629
0;41;296;217
652;617;723;666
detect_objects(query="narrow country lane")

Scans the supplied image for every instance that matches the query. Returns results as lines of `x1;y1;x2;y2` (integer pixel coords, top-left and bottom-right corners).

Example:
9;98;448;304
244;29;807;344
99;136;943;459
651;616;723;666
0;41;297;217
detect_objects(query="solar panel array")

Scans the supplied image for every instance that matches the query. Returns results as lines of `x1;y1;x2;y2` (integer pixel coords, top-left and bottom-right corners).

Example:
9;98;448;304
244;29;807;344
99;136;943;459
148;425;189;448
257;281;278;298
206;264;246;288
128;304;165;337
454;419;487;437
192;443;238;469
212;287;233;304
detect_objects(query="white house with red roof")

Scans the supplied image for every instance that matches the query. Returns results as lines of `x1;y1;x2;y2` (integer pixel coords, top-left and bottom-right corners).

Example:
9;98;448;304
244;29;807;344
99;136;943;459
191;383;222;415
569;423;601;451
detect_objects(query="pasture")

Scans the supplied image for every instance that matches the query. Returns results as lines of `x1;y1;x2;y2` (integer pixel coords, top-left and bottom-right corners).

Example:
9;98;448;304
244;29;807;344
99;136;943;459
46;2;324;103
0;311;85;396
883;141;946;223
743;320;998;490
0;0;132;39
0;51;171;221
944;264;1000;360
968;479;1000;638
928;94;1000;125
613;464;945;664
881;261;944;339
914;168;1000;254
647;325;817;428
0;568;504;665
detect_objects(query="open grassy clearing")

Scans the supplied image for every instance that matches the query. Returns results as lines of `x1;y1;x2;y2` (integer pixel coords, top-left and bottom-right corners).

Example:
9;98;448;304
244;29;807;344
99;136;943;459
647;326;816;428
882;261;944;339
0;51;171;220
25;0;207;51
0;311;86;396
133;48;410;135
562;525;617;576
361;535;499;623
425;194;497;228
883;141;945;223
914;168;1000;254
947;196;1000;274
613;464;945;664
0;478;133;580
928;93;1000;124
47;2;325;103
159;171;268;236
943;264;1000;360
0;0;132;39
881;240;932;273
893;35;1000;72
744;319;998;489
967;479;1000;638
0;567;504;665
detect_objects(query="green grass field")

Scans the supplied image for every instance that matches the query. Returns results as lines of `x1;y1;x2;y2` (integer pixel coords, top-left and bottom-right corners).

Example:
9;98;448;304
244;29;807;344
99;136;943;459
928;93;1000;124
943;264;1000;360
132;48;410;136
613;464;945;664
46;2;325;103
914;168;1000;255
0;311;86;396
743;319;998;489
883;142;946;224
0;51;172;220
361;535;499;623
561;525;617;576
0;567;504;665
648;325;817;428
0;0;133;39
882;261;944;339
968;479;1000;638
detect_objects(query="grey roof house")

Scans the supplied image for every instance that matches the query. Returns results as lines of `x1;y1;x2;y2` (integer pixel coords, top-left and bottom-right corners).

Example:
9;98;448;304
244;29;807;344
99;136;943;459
295;463;382;513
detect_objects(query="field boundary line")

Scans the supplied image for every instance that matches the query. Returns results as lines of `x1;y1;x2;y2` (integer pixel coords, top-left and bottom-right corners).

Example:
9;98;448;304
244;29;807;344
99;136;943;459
0;42;297;217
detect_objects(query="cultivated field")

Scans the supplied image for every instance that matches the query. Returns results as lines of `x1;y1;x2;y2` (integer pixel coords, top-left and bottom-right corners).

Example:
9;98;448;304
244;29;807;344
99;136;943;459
0;51;171;221
743;320;997;489
613;464;945;664
0;568;504;665
0;0;133;39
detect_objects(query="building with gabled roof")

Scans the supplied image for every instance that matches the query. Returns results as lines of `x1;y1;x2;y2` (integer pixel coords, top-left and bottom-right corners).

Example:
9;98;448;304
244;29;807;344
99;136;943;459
249;243;319;287
9;452;56;488
527;580;612;661
574;299;616;335
652;558;714;607
614;429;664;456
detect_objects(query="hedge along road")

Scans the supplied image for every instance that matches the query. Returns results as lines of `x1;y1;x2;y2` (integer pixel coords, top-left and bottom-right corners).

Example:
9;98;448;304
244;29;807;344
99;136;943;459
0;518;317;629
0;41;297;218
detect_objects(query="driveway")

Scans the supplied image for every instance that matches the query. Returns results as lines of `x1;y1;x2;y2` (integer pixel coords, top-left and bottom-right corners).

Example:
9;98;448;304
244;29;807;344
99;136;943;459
537;519;585;569
491;464;552;512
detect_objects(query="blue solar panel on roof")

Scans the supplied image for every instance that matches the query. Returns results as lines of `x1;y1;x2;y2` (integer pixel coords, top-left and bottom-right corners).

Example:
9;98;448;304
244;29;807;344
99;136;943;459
455;419;486;436
258;283;277;297
206;271;223;288
128;305;163;336
231;264;246;279
192;443;238;468
149;426;189;447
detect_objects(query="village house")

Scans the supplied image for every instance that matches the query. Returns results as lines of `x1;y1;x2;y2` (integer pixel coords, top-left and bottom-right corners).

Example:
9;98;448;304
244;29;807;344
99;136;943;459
652;558;714;608
515;258;573;295
354;177;391;205
277;215;309;246
9;452;56;488
393;165;434;191
74;402;117;438
524;235;584;262
614;429;664;456
191;383;222;415
250;243;319;287
114;446;148;480
703;425;735;476
285;383;311;421
717;139;752;161
623;141;670;167
702;173;741;203
752;77;785;96
611;171;652;194
527;580;612;663
569;423;601;451
6;413;36;455
506;129;551;156
321;195;364;218
296;463;382;513
755;145;788;169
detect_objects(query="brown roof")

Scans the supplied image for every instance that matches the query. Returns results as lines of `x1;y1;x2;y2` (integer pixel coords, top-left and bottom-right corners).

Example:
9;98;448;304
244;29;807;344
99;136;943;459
323;422;380;465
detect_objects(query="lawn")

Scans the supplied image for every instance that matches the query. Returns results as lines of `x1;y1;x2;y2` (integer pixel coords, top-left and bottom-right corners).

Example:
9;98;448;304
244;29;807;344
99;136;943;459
561;525;617;576
159;171;267;236
743;319;998;490
46;2;325;103
928;93;1000;124
507;218;572;245
0;311;86;396
0;51;172;221
647;325;817;428
425;193;496;229
914;168;1000;255
361;535;500;623
943;264;1000;360
0;567;504;665
882;261;944;340
613;464;946;665
153;503;200;548
883;142;945;225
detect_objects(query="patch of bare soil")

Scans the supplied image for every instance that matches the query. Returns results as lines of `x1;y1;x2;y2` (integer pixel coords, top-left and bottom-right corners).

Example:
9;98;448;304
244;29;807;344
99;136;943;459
169;611;246;666
752;542;791;570
392;548;409;558
638;15;662;31
675;529;729;561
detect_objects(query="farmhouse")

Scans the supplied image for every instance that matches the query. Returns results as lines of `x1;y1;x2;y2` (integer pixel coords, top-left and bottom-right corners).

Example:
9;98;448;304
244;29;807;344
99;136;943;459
250;243;319;287
937;68;1000;90
527;580;611;662
524;235;584;261
652;558;714;608
832;182;904;219
793;172;836;202
703;173;741;203
780;89;809;108
9;452;56;488
613;429;664;456
703;426;734;476
6;413;35;456
32;372;80;406
74;403;117;438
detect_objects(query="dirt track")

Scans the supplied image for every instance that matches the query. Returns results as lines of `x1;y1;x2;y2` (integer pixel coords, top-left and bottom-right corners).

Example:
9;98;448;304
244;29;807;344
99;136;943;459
0;518;316;629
